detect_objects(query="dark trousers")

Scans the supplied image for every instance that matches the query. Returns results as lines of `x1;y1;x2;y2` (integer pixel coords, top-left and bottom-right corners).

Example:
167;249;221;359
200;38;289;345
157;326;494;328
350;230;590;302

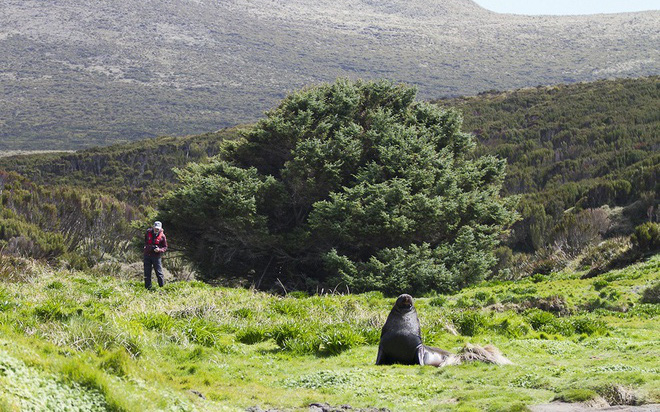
144;255;164;289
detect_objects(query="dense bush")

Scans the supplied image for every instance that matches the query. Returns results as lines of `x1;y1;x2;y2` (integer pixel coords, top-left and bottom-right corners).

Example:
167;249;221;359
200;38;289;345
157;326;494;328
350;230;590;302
159;79;517;294
640;282;660;304
631;222;660;254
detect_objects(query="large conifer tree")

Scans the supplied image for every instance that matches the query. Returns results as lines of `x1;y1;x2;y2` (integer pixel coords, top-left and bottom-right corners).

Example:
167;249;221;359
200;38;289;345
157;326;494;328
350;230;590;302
159;79;517;294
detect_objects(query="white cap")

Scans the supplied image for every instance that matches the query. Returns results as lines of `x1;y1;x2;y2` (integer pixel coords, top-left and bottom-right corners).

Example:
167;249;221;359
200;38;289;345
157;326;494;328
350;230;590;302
153;221;162;229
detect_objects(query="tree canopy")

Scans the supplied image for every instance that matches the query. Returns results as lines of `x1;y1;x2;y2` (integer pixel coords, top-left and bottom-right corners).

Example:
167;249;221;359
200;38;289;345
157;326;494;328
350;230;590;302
158;79;517;295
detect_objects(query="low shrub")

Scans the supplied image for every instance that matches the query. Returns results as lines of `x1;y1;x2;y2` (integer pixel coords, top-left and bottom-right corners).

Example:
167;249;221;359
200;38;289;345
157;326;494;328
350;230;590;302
640;282;660;304
0;254;38;282
473;291;495;305
232;307;255;319
521;295;571;316
580;237;631;277
0;287;13;312
59;359;127;412
46;281;65;290
272;299;306;317
530;274;547;283
525;309;556;331
496;317;530;338
631;222;660;254
592;279;609;291
531;258;556;276
357;323;381;345
429;296;448;307
510;373;550;389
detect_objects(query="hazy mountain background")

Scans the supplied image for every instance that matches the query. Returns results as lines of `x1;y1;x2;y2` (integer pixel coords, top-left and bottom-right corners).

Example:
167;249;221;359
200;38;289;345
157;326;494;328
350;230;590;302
1;0;659;150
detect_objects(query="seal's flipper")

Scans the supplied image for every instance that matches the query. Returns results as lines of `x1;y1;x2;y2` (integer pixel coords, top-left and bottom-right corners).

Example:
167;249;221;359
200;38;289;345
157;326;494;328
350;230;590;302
421;345;462;367
376;345;383;365
416;344;425;365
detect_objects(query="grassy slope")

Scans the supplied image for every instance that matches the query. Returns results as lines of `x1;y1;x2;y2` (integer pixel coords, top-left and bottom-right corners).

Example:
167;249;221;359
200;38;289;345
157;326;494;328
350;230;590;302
0;256;657;411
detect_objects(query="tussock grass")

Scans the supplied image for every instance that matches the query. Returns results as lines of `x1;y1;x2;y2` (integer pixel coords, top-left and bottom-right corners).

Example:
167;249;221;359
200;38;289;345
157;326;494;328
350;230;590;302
0;255;657;410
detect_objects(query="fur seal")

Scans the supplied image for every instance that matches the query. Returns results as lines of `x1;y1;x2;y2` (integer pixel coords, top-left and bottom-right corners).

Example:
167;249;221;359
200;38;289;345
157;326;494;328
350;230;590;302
376;294;511;367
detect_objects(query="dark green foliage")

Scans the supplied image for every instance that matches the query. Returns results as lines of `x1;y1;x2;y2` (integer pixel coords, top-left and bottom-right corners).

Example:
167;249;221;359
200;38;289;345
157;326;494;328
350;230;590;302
33;298;80;322
436;77;659;256
570;317;609;336
429;296;448;307
236;327;269;345
159;79;516;294
2;77;656;278
631;222;660;254
593;279;609;291
640;282;660;304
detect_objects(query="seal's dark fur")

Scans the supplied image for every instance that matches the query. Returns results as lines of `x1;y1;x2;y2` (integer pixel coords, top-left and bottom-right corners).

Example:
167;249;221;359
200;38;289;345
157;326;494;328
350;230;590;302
376;294;511;367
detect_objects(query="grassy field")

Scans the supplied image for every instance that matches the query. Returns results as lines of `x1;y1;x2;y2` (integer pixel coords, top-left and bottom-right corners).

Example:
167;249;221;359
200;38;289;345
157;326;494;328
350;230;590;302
0;255;658;411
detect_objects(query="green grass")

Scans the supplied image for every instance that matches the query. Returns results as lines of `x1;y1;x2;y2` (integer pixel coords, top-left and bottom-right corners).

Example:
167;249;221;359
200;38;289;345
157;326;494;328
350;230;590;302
0;254;658;411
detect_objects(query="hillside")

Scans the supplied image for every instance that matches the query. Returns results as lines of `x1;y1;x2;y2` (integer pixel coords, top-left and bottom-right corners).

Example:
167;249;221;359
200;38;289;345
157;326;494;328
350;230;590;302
0;253;658;411
0;128;243;204
435;76;659;253
2;77;656;258
1;0;659;149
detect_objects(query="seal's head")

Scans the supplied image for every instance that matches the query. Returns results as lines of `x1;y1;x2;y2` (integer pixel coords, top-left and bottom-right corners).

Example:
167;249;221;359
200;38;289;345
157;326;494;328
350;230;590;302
394;294;414;311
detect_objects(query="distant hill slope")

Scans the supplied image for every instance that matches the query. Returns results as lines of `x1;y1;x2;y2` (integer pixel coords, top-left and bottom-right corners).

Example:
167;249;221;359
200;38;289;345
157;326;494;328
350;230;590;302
1;0;658;150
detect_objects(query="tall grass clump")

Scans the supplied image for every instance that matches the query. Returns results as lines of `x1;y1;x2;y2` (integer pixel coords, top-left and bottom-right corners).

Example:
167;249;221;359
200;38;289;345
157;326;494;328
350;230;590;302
44;316;142;357
134;312;175;332
450;311;490;336
318;325;366;356
33;298;79;322
236;325;270;345
0;287;13;312
99;348;131;377
59;359;124;412
554;389;599;403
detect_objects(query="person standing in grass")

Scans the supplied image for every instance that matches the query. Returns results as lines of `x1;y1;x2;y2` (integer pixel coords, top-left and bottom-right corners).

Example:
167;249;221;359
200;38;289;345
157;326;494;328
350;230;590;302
144;221;167;289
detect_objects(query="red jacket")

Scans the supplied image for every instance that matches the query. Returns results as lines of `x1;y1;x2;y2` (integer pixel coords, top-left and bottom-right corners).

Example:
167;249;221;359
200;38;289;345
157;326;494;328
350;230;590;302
144;228;167;257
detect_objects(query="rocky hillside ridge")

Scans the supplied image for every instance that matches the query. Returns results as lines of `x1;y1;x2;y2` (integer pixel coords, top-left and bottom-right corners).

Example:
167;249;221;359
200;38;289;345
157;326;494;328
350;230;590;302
1;0;658;149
